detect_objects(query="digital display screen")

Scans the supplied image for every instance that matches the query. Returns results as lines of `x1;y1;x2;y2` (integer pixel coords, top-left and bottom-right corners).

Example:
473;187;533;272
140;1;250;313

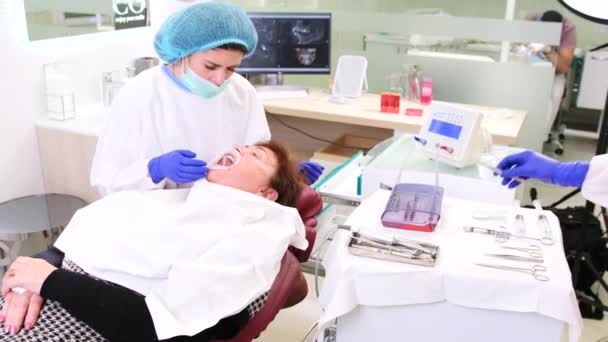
238;13;331;74
428;119;462;139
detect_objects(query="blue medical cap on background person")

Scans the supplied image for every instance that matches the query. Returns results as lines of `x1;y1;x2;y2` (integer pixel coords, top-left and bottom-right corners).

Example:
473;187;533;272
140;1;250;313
154;1;258;64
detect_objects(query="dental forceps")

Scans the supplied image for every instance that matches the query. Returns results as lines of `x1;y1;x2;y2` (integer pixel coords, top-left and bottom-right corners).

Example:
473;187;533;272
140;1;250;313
500;244;544;259
339;225;436;255
484;254;544;263
351;233;424;258
474;263;550;282
463;226;554;245
485;244;544;263
346;230;439;267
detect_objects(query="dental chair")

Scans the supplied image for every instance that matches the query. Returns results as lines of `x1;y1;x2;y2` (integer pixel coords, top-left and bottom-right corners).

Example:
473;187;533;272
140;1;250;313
30;186;322;341
214;185;323;342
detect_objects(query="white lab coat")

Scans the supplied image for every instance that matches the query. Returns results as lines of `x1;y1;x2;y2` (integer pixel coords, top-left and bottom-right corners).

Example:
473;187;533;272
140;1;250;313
90;66;270;196
581;154;608;207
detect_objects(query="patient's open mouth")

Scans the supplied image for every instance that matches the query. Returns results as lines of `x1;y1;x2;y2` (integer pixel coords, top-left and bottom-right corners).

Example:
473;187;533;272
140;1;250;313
209;148;242;170
217;154;236;167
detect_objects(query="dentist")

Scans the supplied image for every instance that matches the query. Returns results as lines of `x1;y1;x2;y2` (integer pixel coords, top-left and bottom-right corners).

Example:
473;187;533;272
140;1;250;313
90;1;323;196
0;2;322;334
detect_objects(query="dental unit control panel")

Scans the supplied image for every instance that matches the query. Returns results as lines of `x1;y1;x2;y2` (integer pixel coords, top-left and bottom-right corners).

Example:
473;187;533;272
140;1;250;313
417;101;484;168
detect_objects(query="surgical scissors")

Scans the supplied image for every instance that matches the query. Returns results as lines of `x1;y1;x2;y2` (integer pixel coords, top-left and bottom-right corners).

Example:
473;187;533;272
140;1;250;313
475;263;550;282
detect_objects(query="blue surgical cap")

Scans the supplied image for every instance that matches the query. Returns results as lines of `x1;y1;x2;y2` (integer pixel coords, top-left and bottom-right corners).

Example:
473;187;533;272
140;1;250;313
154;2;258;63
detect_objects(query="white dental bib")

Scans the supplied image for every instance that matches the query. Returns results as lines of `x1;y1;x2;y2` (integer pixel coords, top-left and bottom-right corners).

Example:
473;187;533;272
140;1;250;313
55;180;307;339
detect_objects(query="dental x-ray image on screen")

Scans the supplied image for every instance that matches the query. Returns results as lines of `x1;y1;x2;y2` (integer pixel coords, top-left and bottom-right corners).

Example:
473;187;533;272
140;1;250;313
238;13;331;74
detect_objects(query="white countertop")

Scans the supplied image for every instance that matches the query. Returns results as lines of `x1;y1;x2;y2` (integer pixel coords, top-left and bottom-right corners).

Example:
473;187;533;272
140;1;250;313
35;93;525;147
35;104;107;137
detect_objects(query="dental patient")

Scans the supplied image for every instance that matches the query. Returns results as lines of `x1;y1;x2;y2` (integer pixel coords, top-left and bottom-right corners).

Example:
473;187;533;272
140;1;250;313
0;140;307;342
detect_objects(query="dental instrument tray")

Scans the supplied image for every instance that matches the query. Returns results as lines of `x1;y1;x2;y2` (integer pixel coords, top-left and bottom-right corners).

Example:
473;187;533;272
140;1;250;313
347;231;439;267
380;183;444;232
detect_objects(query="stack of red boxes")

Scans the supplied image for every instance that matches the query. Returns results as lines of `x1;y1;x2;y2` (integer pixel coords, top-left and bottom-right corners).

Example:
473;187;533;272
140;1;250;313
380;92;400;114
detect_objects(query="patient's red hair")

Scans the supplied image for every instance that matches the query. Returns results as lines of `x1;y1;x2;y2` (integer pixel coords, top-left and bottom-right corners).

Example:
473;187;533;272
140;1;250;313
256;140;304;207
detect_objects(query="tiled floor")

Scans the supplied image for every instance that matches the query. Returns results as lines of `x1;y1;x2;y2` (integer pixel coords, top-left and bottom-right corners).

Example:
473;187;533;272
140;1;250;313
257;136;608;342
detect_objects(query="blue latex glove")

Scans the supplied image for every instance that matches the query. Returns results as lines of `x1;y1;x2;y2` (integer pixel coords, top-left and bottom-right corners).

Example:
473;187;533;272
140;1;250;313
496;150;589;189
298;161;325;185
148;150;208;184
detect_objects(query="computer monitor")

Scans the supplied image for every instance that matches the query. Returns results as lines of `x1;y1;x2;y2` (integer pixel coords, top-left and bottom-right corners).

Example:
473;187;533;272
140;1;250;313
238;12;331;74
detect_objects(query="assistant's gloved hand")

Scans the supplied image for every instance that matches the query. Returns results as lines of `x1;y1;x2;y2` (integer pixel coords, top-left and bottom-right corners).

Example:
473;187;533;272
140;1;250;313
148;150;208;184
298;161;325;185
496;150;589;189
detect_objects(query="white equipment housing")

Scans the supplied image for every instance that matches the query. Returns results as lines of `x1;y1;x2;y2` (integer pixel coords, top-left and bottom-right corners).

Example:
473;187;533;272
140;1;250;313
418;101;484;168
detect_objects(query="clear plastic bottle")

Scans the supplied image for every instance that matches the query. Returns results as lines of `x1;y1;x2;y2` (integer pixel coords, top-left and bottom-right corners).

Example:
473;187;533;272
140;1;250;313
406;64;421;102
387;72;403;96
44;62;76;120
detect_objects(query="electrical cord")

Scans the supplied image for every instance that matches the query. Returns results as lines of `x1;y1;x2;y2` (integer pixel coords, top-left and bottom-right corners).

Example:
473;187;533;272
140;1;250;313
266;112;372;152
300;321;319;342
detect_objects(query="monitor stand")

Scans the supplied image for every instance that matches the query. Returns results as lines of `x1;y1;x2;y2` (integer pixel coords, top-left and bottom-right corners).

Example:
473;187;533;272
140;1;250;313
246;73;309;99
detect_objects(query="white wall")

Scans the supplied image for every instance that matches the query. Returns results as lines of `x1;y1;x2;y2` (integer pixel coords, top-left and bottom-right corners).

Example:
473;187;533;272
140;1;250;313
0;0;200;204
0;0;45;204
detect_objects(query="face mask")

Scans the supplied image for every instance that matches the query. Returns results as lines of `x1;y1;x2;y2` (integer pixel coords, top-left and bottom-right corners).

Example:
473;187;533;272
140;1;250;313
179;60;231;98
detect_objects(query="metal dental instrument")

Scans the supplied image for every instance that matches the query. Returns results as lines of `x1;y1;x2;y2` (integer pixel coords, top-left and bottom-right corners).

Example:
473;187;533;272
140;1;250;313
478;160;527;184
500;244;543;259
379;182;393;191
484;253;544;263
485;244;544;263
513;213;526;235
463;226;554;245
351;233;425;259
463;226;510;242
474;263;550;282
338;225;436;255
532;201;555;246
536;215;555;245
348;232;439;267
343;228;439;267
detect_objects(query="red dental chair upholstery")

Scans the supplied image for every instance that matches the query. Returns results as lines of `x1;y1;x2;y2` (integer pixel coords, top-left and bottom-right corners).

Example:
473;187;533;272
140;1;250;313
215;185;323;342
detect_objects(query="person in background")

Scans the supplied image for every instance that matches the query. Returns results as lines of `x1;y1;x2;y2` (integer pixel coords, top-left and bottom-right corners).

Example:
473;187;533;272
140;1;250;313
526;10;577;133
526;10;576;75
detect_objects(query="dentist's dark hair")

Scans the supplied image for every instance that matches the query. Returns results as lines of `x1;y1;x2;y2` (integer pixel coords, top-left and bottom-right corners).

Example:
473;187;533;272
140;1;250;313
217;43;248;54
541;10;563;23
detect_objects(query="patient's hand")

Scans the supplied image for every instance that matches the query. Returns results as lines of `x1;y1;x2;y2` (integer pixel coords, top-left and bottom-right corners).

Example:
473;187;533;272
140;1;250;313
2;257;57;296
0;291;44;334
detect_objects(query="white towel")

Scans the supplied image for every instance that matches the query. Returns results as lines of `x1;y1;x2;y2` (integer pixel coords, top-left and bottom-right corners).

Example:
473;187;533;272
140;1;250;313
55;180;307;339
319;190;581;342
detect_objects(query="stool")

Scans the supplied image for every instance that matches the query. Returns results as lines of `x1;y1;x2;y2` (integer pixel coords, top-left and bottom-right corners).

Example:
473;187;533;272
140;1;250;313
0;194;86;272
